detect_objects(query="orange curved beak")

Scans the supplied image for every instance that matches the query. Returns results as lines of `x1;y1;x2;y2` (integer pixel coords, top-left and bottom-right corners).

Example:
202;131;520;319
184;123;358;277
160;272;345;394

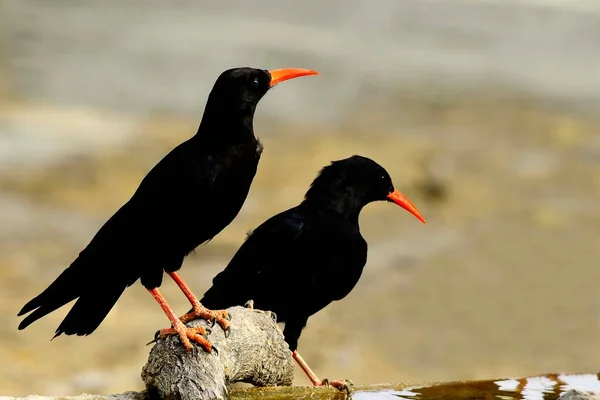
268;68;319;87
386;189;426;224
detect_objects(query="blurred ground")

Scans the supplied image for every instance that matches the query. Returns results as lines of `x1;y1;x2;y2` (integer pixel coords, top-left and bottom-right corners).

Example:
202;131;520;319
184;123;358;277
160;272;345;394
1;0;600;397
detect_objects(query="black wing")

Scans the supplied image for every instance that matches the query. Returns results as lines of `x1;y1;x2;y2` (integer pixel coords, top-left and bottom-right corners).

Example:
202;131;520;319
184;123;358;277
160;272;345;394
200;206;309;313
83;140;217;262
201;206;368;320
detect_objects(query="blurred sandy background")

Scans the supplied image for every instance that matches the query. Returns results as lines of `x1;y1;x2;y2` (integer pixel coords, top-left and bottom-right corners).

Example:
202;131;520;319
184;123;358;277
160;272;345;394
1;0;600;396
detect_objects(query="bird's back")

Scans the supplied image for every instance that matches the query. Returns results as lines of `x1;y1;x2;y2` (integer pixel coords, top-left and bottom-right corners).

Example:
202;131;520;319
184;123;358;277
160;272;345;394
174;138;263;255
102;136;262;258
201;205;368;322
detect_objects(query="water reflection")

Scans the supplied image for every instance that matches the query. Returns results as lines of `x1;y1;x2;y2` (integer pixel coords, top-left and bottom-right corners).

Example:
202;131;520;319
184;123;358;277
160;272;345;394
352;373;600;400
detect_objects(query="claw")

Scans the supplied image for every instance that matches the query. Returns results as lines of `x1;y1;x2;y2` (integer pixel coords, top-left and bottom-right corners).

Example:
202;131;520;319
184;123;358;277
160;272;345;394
179;306;230;337
244;300;254;309
342;384;351;396
317;378;353;395
205;327;212;336
212;344;219;355
327;379;353;395
145;330;161;346
157;324;214;353
268;311;278;323
224;326;231;338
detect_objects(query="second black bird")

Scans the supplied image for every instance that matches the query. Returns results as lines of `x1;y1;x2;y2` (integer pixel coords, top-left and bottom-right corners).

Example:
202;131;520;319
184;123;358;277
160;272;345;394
199;155;426;390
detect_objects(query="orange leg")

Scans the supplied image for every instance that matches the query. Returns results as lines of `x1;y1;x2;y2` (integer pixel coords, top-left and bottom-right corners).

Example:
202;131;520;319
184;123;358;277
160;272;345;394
148;288;215;353
292;350;353;394
167;271;231;335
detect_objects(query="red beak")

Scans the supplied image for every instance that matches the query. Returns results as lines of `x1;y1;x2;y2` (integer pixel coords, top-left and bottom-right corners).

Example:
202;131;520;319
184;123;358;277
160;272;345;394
386;189;426;224
268;68;319;87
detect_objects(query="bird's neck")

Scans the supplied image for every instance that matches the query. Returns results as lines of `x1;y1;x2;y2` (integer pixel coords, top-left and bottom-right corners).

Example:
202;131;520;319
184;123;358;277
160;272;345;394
194;104;257;148
301;192;364;223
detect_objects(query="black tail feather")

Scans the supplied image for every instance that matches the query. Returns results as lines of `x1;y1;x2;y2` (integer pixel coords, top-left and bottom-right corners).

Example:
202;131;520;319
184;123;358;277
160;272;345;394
17;259;85;328
18;293;79;331
18;256;129;337
52;283;126;338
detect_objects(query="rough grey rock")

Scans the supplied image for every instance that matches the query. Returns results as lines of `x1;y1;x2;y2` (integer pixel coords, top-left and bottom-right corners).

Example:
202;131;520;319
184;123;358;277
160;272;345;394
141;305;294;400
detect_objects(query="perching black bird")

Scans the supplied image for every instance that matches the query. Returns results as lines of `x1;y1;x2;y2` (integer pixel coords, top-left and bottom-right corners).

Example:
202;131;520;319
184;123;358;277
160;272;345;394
198;155;426;390
16;67;319;353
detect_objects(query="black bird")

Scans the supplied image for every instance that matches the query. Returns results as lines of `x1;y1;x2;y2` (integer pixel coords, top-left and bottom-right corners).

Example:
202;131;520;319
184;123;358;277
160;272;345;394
198;155;426;390
17;67;319;353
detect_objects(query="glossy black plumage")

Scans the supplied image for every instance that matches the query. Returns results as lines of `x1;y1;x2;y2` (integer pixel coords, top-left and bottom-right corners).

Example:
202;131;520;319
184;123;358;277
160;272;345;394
200;155;425;352
16;67;318;344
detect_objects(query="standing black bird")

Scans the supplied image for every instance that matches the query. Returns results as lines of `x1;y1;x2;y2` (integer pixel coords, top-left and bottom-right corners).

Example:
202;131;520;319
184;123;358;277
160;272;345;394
16;67;319;353
198;155;426;390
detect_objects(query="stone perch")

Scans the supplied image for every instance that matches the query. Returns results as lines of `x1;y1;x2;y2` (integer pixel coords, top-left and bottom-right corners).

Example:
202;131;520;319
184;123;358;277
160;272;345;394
141;304;295;400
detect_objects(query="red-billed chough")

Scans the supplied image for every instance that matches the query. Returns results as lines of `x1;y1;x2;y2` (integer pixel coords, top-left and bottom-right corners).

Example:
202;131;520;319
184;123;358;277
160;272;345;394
17;67;319;354
198;155;426;390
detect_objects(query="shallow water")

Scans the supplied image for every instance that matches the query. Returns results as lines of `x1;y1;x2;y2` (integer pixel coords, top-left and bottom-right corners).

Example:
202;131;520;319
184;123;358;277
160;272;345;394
352;373;600;400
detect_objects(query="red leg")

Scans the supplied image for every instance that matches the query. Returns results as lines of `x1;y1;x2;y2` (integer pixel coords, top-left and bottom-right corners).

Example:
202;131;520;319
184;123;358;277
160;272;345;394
148;288;214;353
167;271;231;334
292;350;353;394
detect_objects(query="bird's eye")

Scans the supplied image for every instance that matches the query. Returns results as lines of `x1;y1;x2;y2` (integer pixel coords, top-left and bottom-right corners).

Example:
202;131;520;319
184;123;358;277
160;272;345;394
251;77;260;88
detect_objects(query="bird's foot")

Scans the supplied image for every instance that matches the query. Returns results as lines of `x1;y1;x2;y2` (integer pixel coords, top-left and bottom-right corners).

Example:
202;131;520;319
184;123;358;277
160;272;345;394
244;300;278;323
179;304;231;336
148;320;218;354
317;378;354;395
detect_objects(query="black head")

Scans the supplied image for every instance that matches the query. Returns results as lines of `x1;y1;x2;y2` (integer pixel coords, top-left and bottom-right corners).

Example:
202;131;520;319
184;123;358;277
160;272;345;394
304;155;425;223
205;67;319;116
